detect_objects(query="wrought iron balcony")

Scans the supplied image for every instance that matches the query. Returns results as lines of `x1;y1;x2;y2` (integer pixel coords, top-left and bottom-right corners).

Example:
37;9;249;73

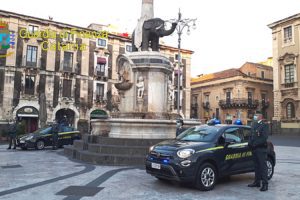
261;100;270;109
219;98;259;109
284;82;294;88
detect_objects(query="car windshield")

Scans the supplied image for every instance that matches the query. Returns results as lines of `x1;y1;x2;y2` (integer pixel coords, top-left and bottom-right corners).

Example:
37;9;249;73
176;126;220;142
32;127;52;134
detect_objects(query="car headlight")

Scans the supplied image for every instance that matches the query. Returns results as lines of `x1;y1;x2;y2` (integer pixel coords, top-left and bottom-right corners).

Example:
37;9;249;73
177;149;195;159
149;145;155;152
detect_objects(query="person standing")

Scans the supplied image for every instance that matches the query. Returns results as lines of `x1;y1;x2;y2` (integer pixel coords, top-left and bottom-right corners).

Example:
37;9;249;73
52;120;59;150
248;113;269;191
7;119;17;150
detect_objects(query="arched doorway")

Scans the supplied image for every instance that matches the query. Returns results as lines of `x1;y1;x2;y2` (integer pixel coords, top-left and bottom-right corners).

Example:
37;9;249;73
55;109;75;127
90;109;108;120
16;106;39;133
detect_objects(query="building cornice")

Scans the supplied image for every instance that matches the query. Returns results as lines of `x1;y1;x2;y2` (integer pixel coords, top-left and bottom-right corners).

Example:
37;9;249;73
268;13;300;29
0;9;193;54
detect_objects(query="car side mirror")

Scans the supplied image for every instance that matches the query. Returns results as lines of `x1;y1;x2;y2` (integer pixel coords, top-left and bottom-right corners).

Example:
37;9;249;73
225;138;236;147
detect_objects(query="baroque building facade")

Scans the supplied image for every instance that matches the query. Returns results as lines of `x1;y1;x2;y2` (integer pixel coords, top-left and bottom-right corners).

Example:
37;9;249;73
191;62;273;125
0;10;192;133
268;13;300;134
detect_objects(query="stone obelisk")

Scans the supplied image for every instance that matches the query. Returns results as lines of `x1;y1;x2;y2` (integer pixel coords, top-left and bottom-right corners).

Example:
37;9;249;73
134;0;154;50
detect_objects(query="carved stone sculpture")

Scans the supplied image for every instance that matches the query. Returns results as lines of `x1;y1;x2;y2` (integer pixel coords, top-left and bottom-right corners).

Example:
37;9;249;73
136;76;145;99
168;80;174;101
132;18;177;51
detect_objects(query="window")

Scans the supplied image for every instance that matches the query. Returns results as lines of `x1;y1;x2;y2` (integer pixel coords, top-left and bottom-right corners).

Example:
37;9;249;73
216;108;220;119
96;57;106;76
204;94;209;103
286;102;295;119
240;128;251;142
25;75;35;95
62;79;72;97
175;54;179;61
126;45;132;52
26;45;38;67
224;128;242;143
248;92;253;104
226;91;231;104
63;32;74;42
284;64;294;83
28;25;39;35
261;93;266;104
247;109;254;119
63;52;73;70
261;71;265;79
283;26;292;43
177;126;220;142
97;39;107;48
96;83;104;99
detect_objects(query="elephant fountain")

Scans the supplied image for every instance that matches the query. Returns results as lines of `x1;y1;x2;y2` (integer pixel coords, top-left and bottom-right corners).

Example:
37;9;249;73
132;18;177;52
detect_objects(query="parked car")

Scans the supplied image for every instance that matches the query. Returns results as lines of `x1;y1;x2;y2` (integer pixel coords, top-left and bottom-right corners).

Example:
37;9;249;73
146;124;275;191
17;125;81;150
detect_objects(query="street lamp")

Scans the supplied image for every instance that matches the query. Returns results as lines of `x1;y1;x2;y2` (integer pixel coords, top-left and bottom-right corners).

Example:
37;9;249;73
172;9;197;116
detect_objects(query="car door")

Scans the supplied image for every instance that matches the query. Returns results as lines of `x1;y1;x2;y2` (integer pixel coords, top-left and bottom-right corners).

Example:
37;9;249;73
223;127;250;173
239;127;254;171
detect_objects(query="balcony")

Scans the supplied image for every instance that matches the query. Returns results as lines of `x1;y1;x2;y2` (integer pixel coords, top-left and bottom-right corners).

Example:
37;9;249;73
191;103;198;109
261;100;270;109
202;102;210;109
219;98;259;109
22;56;41;69
94;69;108;81
60;61;76;74
283;82;295;88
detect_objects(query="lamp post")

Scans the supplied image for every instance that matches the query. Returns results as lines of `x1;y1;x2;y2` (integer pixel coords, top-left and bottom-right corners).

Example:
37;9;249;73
173;9;197;116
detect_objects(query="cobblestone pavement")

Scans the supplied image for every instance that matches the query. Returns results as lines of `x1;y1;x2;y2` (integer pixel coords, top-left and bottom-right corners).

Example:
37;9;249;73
0;144;299;200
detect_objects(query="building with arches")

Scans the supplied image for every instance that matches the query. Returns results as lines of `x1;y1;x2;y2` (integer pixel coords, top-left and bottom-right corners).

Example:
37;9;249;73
0;9;193;134
268;13;300;134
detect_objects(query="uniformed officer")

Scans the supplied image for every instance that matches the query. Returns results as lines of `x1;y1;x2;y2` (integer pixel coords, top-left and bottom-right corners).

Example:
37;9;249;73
248;113;269;191
7;119;17;150
52;120;59;150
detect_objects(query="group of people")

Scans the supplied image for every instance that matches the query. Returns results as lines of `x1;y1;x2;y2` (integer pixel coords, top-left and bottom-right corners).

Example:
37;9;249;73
176;113;269;191
6;115;69;151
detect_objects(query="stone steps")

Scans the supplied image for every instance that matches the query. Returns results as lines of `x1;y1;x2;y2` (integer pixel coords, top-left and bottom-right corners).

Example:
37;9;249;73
64;135;165;166
82;134;163;146
87;143;149;156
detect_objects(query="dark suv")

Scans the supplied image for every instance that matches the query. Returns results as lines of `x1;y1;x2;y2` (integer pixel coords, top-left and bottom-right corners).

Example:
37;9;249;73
145;124;276;191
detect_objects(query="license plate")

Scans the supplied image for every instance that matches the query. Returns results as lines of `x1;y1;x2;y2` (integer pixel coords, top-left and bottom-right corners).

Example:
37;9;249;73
151;163;161;170
19;141;25;144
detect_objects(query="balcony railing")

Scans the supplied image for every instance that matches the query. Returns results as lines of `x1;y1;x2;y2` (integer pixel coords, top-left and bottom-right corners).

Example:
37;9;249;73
22;56;41;69
284;82;294;88
60;61;77;74
202;102;210;109
261;100;270;109
219;98;259;109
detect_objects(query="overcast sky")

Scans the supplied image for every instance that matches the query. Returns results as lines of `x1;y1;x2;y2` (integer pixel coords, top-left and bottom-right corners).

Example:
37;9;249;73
2;0;300;77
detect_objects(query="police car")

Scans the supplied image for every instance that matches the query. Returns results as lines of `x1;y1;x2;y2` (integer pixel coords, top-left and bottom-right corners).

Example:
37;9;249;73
17;125;81;150
146;124;276;191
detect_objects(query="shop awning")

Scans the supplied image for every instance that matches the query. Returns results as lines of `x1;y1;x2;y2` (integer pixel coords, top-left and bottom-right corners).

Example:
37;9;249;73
97;57;107;64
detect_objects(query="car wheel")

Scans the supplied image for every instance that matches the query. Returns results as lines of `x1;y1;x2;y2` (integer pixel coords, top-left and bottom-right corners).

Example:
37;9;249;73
267;157;274;180
35;140;45;150
195;163;217;191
